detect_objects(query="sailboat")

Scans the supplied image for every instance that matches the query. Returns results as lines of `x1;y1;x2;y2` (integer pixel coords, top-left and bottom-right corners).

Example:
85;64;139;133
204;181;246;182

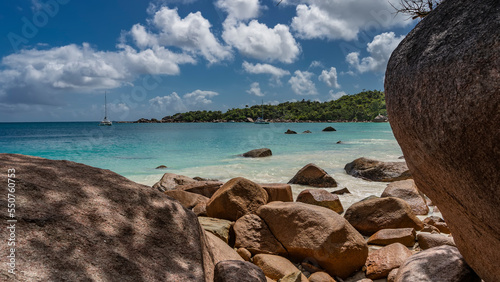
99;92;112;126
254;100;269;124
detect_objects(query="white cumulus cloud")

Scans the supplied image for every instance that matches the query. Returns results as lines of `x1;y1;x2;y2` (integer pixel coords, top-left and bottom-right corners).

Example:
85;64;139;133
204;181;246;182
183;89;219;105
149;89;219;114
327;90;346;101
130;7;232;64
242;61;290;84
215;0;262;21
149;92;187;113
290;0;410;41
223;20;300;63
346;32;405;73
0;43;195;106
246;82;264;97
319;67;340;88
288;70;317;95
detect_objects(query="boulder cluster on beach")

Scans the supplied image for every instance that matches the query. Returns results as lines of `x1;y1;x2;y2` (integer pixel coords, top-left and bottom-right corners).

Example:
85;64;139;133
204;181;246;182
150;152;480;282
0;153;485;281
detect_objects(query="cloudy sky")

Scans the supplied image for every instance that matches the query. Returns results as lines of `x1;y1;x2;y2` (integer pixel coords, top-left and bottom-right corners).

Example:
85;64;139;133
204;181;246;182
0;0;416;122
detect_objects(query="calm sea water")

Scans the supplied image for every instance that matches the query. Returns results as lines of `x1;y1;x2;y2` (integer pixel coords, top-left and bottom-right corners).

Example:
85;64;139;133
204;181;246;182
0;122;403;208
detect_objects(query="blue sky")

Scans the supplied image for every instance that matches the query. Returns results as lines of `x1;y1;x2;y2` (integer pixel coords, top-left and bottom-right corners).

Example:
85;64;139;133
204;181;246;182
0;0;417;122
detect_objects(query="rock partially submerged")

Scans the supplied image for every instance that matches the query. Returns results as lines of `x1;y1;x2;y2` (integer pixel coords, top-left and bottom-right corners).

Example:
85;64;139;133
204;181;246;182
0;154;214;281
242;148;272;158
288;163;337;188
385;0;500;280
285;129;297;134
344;157;411;182
322;126;336;131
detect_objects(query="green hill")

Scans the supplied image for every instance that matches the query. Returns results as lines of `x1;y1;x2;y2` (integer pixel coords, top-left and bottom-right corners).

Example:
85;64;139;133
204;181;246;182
160;90;386;122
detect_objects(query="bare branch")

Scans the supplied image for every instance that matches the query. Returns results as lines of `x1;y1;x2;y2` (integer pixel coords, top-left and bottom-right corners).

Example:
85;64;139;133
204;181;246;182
391;0;442;19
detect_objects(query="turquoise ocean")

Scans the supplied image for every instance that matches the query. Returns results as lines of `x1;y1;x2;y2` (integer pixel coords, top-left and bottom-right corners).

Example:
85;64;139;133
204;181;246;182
0;122;403;208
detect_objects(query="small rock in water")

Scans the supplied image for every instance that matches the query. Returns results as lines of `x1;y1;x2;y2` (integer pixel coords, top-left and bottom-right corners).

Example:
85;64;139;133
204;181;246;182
285;129;297;134
336;140;342;144
242;148;272;158
322;126;336;131
155;165;168;169
193;176;219;181
288;163;337;188
344;157;411;182
303;130;312;133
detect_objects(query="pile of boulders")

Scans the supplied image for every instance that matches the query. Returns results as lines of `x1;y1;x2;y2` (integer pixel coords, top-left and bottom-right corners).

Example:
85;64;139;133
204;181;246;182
156;161;480;281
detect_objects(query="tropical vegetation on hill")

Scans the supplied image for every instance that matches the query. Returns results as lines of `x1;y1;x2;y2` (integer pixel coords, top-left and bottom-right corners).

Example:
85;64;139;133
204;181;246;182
157;90;387;122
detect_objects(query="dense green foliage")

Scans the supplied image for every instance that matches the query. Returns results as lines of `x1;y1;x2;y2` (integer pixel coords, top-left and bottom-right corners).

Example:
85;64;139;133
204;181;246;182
162;90;387;122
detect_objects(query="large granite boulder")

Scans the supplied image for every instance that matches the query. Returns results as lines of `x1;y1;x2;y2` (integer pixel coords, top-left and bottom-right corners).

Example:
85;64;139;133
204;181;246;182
152;172;197;191
164;190;209;209
214;260;267;282
198;217;233;244
242;148;272;158
381;180;429;215
394;245;480;282
344;158;411;182
296;189;344;214
417;233;456;250
177;181;224;198
0;154;214;281
257;202;368;278
260;183;293;202
308;272;336;282
205;231;244;265
206;177;268;221
423;216;450;233
367;228;416;247
252;254;307;281
234;214;287;256
385;0;500;280
365;243;412;280
344;197;424;236
288;163;338;188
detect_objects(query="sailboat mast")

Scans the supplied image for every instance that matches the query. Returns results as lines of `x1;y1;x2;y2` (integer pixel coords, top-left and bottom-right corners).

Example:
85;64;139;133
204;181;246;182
104;92;107;119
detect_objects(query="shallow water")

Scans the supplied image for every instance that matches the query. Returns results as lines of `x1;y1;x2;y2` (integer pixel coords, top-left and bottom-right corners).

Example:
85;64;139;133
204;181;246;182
0;122;406;208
